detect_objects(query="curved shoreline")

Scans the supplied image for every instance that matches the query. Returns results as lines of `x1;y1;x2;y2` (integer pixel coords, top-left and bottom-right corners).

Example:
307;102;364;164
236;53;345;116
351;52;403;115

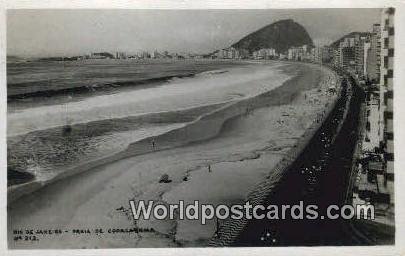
8;62;289;137
7;62;340;249
7;63;335;205
6;77;286;202
209;65;345;246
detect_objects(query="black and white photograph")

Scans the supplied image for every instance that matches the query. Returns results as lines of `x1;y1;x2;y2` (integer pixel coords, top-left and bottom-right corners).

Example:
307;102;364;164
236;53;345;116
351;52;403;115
1;1;404;255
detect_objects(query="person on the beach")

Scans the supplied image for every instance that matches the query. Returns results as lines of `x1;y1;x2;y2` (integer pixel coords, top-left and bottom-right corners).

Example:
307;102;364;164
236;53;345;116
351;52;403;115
208;165;212;172
214;217;220;238
151;139;156;150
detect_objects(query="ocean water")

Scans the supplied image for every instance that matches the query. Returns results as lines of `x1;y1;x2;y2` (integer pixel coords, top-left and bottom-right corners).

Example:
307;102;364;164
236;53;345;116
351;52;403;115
7;59;292;187
7;59;248;99
8;60;290;136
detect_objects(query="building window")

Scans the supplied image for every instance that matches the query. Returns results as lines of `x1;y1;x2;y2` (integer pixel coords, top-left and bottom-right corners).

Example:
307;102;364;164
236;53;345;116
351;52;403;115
387;173;394;181
385;132;394;141
384;38;389;48
389;27;395;36
387;69;393;78
384;56;388;68
388;48;394;57
384;111;393;120
385;152;394;161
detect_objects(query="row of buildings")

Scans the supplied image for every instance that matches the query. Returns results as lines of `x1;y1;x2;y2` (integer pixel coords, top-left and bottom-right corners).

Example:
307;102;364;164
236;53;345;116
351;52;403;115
331;30;379;81
286;45;333;63
214;45;333;62
376;7;394;206
77;50;206;60
252;48;277;59
349;8;395;224
214;47;249;59
80;45;331;63
254;8;395;221
269;8;395;223
336;8;395;208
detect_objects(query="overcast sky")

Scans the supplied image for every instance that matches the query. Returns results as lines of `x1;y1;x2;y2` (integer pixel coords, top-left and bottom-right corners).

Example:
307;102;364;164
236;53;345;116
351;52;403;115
7;9;381;57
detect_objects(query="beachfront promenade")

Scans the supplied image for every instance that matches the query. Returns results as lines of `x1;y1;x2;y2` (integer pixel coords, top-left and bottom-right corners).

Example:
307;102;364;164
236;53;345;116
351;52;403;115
211;70;393;246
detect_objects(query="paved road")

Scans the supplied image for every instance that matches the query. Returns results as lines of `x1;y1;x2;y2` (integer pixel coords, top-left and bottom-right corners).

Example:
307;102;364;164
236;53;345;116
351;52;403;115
233;75;378;246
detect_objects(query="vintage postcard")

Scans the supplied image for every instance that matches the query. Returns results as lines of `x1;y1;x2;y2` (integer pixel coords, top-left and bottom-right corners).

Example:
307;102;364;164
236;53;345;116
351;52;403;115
1;1;404;255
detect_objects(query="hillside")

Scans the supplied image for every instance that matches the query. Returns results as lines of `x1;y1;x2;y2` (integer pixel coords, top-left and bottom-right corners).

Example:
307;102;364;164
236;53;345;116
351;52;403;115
232;19;313;53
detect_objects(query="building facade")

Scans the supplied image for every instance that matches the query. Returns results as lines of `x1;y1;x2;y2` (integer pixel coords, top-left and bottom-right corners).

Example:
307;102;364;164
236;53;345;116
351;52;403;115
379;7;395;204
354;36;369;77
288;45;309;61
363;42;371;77
367;24;381;81
252;48;277;59
216;47;248;59
321;46;333;63
340;46;356;71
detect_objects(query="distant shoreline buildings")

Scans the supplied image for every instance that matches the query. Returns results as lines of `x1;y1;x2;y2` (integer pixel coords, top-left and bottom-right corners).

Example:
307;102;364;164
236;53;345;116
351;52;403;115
6;9;395;227
29;50;205;62
212;8;395;222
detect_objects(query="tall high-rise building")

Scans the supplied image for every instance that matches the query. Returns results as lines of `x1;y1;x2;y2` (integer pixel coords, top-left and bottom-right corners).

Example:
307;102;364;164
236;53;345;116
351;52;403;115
311;47;322;63
321;46;333;63
287;45;308;61
354;36;369;76
115;52;127;59
374;23;382;74
367;24;381;81
333;48;341;68
151;50;160;59
363;42;371;77
379;7;395;204
340;46;356;71
252;48;277;59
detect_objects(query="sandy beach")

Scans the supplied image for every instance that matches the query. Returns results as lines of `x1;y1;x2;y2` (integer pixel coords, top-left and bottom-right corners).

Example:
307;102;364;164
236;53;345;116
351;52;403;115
8;62;338;248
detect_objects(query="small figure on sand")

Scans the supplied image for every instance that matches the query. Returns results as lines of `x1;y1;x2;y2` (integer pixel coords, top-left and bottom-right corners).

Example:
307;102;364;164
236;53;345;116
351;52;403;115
151;139;156;150
208;164;212;172
159;173;172;183
277;119;284;125
214;217;220;238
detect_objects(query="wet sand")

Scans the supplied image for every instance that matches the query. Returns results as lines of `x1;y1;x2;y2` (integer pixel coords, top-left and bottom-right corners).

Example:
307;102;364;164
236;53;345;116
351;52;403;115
8;62;338;248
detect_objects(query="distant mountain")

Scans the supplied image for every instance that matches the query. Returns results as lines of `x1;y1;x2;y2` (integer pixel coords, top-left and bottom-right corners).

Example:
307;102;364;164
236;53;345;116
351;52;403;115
329;32;372;48
231;19;314;53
